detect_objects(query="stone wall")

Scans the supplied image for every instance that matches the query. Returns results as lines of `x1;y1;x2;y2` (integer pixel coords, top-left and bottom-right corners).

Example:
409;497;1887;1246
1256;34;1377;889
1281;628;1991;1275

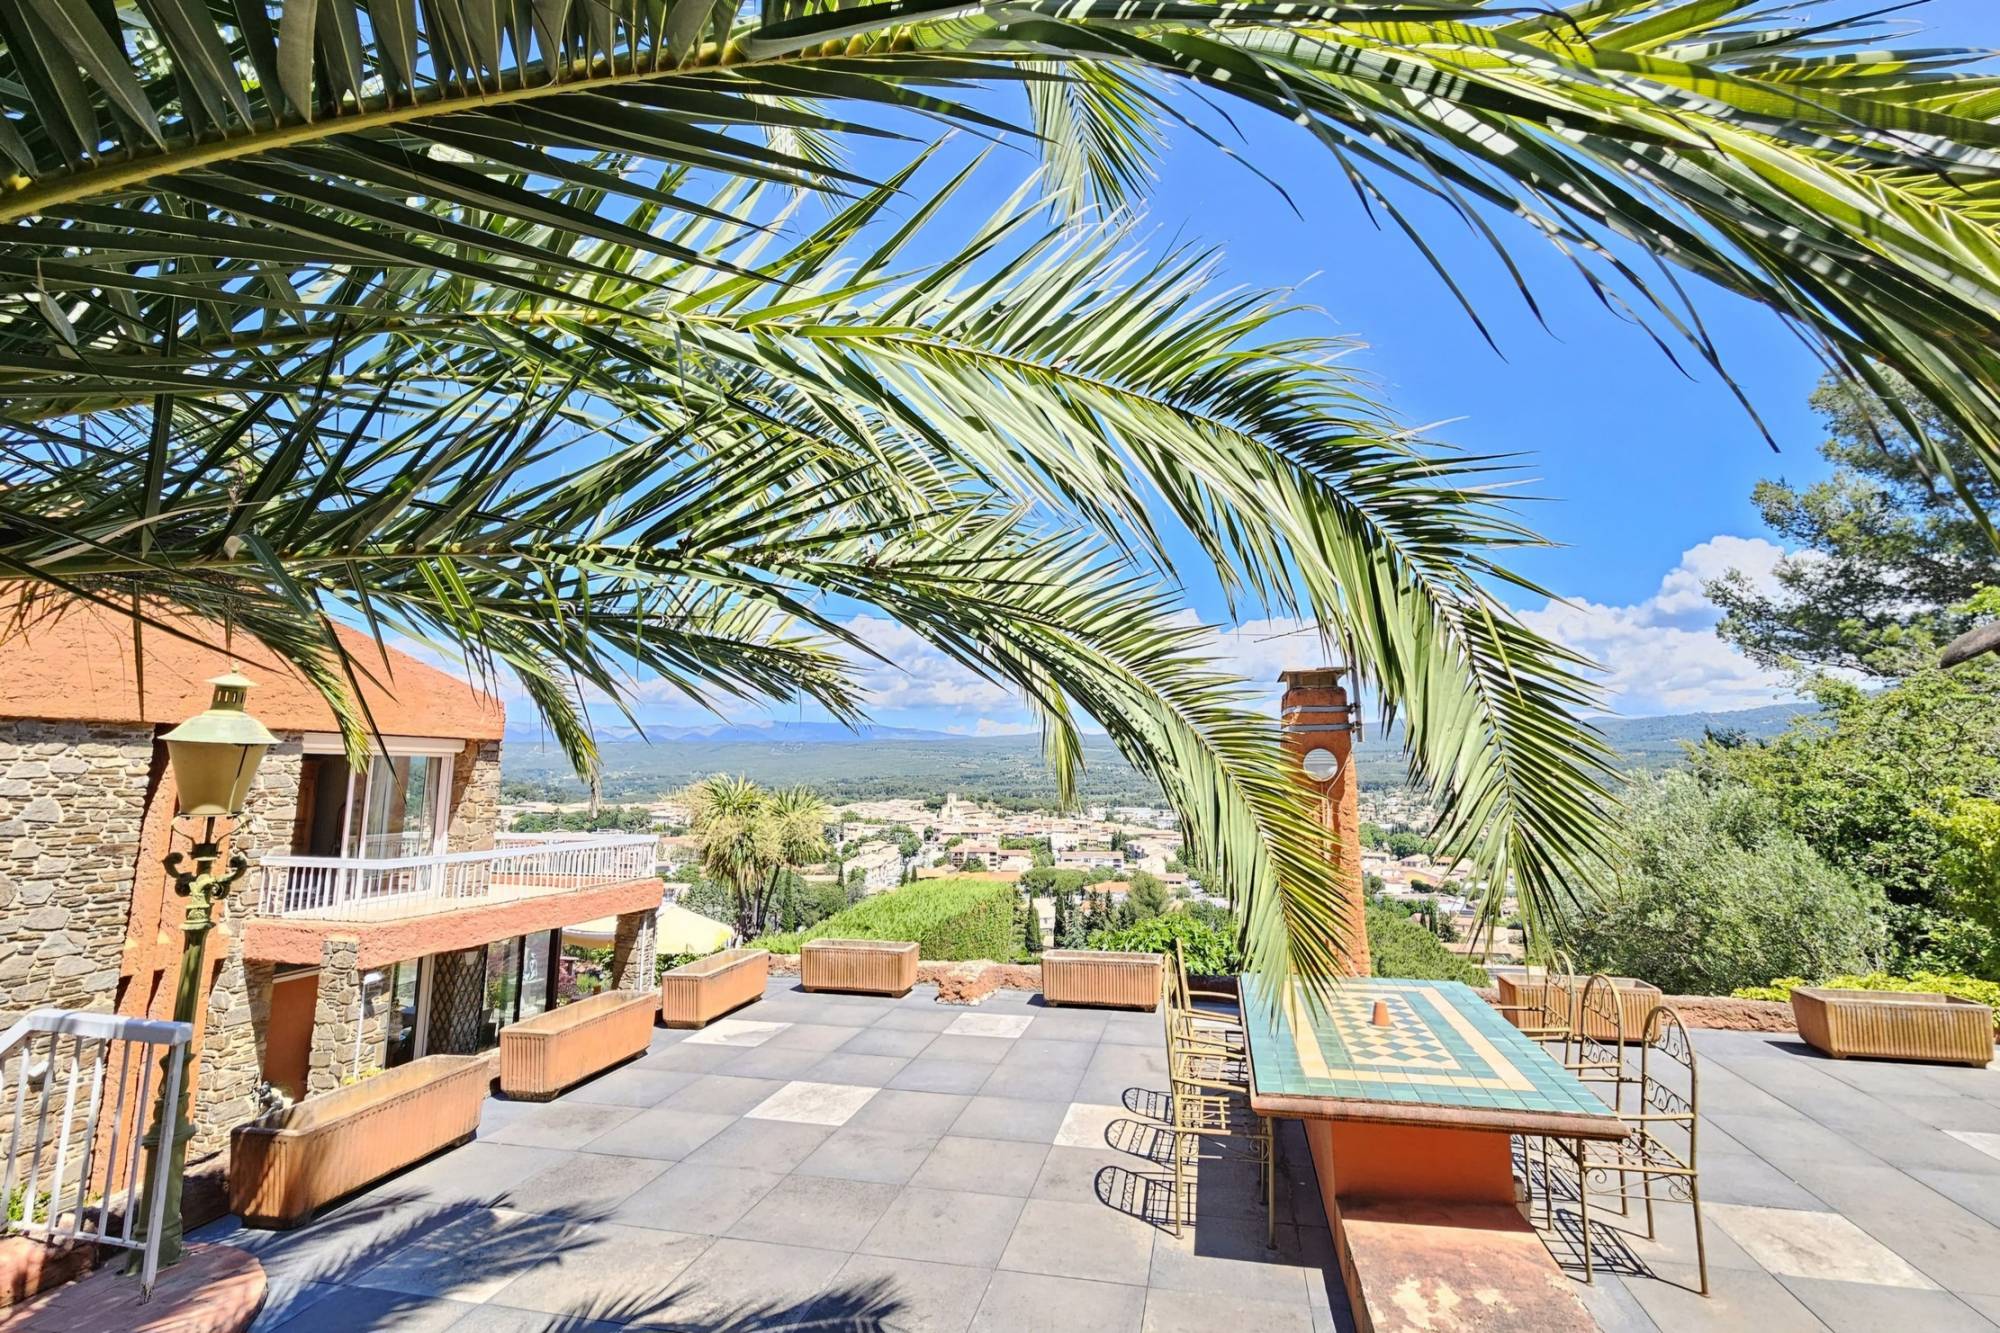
611;908;658;992
447;739;501;853
304;935;389;1094
0;719;153;1019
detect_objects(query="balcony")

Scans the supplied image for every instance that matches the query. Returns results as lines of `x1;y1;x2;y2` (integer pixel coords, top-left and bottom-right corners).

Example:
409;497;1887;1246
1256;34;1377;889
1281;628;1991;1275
245;834;663;967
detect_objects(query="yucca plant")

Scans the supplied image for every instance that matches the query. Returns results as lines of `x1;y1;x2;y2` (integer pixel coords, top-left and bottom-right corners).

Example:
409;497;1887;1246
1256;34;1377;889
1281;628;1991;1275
3;0;1994;986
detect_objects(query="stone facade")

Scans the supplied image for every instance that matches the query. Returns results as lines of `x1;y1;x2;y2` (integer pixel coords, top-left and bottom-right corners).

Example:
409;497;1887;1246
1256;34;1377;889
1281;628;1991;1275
447;740;501;853
611;908;658;992
0;719;153;1018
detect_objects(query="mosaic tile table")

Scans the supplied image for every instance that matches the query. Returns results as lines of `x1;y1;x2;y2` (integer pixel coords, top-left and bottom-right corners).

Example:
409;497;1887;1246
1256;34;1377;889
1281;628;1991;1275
1239;976;1623;1332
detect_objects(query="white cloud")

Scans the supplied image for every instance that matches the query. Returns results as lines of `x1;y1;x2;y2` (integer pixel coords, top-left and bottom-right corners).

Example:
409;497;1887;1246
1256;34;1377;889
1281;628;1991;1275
948;718;1042;737
840;614;1020;711
1517;535;1797;717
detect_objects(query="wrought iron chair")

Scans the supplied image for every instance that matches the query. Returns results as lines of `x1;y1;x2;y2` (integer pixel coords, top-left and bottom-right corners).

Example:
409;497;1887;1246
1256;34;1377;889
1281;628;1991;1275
1495;949;1578;1048
1562;1004;1709;1294
1159;945;1274;1243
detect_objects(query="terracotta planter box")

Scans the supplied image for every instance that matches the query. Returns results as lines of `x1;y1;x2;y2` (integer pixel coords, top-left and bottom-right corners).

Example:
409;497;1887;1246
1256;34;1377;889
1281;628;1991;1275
1791;987;1995;1066
800;939;918;996
500;988;659;1100
661;948;770;1028
1495;972;1662;1043
229;1054;488;1228
1041;950;1161;1010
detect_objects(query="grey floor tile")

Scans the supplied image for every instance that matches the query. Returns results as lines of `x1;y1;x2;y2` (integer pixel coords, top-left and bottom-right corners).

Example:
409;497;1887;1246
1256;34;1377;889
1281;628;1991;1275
658;1074;787;1116
248;1276;341;1332
861;1186;1027;1268
820;1253;993;1333
578;1108;735;1161
1099;1017;1167;1047
1624;1261;1831;1332
1002;1039;1097;1072
559;1068;699;1109
484;1103;641;1150
1572;1275;1664;1333
632;1042;743;1073
726;1174;903;1249
711;1045;825;1080
1778;1277;2000;1332
969;1270;1146;1333
873;1008;962;1033
998;1197;1157;1285
795;1126;940;1185
804;1051;912;1087
498;1150;670;1217
445;1308;630;1333
1911;1167;2000;1227
680;1117;833;1171
922;1035;1017;1064
484;1222;713;1319
258;1286;475;1332
950;1096;1070;1144
1697;1150;1829;1210
841;1026;942;1058
890;1059;999;1095
382;1142;570;1209
1024;1012;1109;1043
609;1160;786;1236
1147;1219;1313;1305
845;1088;973;1135
979;1062;1085;1103
1791;1163;2000;1295
763;1022;862;1052
634;1237;848;1331
913;1136;1052;1197
1142;1289;1315;1333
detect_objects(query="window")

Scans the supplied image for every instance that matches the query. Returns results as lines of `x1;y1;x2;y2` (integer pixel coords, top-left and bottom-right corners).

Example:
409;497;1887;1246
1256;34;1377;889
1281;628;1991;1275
383;960;423;1068
346;754;450;859
519;930;555;1021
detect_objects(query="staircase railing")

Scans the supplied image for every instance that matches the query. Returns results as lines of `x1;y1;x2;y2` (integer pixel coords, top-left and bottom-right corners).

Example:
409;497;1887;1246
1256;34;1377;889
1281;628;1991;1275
0;1009;192;1294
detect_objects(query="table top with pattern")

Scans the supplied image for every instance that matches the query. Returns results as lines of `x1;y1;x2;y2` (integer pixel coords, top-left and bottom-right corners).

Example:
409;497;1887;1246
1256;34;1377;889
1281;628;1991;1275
1238;976;1628;1139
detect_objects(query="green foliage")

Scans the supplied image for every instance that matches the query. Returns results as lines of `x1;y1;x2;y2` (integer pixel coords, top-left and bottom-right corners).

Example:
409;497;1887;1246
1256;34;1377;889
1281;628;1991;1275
1125;873;1169;923
1365;908;1488;985
656;947;722;980
1710;376;2000;679
1694;666;2000;973
1732;973;2000;1030
752;878;1016;962
1385;832;1433;859
1089;914;1243;976
1562;772;1888;994
676;876;734;927
510;805;656;833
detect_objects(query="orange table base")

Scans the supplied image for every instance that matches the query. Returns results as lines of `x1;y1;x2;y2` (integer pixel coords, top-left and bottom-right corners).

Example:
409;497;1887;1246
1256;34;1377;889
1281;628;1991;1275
1304;1120;1595;1333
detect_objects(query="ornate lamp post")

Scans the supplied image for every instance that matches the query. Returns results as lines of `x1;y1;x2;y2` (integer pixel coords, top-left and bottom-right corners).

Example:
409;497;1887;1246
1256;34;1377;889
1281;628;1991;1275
132;673;276;1270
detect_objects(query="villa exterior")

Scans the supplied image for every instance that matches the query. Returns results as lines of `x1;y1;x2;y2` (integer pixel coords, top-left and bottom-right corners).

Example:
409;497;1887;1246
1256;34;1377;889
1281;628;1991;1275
0;599;661;1154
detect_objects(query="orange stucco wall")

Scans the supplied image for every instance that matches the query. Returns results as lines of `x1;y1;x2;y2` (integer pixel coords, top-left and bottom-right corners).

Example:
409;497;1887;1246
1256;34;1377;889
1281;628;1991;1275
1280;668;1368;974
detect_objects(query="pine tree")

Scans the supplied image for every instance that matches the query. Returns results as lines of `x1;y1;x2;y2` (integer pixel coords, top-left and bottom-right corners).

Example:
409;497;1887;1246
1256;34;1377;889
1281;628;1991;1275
1022;896;1042;955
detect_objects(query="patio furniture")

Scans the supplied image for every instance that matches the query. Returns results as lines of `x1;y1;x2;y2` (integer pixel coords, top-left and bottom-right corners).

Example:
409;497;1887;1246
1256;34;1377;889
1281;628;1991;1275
1560;974;1637;1112
228;1054;488;1228
1791;987;1995;1066
1562;1004;1710;1294
799;938;918;996
1241;975;1624;1331
1161;942;1272;1242
498;988;658;1100
1041;949;1160;1010
1491;951;1576;1046
660;948;769;1028
1499;963;1659;1044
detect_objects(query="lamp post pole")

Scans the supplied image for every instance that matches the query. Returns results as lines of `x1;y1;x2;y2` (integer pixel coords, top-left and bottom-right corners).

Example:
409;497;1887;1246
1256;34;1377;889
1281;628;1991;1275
127;671;275;1275
131;827;250;1269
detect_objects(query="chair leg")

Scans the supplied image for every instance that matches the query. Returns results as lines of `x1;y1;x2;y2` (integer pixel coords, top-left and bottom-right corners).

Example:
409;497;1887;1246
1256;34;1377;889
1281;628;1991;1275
1642;1165;1656;1240
1577;1143;1593;1285
1690;1179;1709;1297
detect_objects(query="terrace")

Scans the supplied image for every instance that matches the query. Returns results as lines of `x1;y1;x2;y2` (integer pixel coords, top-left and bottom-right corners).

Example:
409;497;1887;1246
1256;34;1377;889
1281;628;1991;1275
185;978;2000;1333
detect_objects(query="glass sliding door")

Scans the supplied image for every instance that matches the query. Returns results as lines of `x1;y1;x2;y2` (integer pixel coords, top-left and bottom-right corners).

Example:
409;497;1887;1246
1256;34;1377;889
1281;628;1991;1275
345;754;449;860
518;930;555;1021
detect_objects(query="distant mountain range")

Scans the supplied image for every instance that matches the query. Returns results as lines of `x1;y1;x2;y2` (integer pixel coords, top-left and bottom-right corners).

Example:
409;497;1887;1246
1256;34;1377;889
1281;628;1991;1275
501;700;1816;804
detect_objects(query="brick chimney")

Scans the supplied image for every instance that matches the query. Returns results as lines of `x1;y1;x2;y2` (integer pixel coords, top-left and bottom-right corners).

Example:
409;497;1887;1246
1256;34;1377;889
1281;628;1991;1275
1279;667;1368;975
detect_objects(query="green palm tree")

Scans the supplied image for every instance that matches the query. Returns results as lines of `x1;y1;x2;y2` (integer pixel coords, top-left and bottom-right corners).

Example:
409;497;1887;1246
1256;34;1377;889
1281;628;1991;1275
685;775;782;939
3;1;1995;989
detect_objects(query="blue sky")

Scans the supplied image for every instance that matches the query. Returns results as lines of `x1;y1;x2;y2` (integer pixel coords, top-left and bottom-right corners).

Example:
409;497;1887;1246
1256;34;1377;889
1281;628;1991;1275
529;2;1997;738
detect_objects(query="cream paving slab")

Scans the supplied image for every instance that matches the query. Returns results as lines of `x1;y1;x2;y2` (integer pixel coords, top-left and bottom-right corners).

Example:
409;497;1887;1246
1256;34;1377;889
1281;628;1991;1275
1946;1130;2000;1164
682;1018;792;1047
945;1012;1035;1039
1053;1102;1139;1149
1708;1203;1940;1289
745;1079;880;1126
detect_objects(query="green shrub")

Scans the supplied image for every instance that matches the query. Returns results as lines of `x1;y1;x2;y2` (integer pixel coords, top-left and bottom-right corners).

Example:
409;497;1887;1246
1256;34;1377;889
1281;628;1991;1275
1733;971;2000;1029
751;877;1016;961
1366;907;1488;985
655;947;722;980
1087;913;1242;975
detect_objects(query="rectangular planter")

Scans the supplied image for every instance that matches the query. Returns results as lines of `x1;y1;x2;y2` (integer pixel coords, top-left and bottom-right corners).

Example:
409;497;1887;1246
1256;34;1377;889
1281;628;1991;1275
499;989;658;1100
229;1054;488;1228
800;939;918;996
1041;950;1161;1010
660;948;770;1028
1791;988;1995;1067
1495;972;1662;1043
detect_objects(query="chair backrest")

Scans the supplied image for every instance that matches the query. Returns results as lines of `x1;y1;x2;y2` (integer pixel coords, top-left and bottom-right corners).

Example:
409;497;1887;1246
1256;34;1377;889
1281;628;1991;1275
1568;973;1627;1107
1639;1003;1699;1163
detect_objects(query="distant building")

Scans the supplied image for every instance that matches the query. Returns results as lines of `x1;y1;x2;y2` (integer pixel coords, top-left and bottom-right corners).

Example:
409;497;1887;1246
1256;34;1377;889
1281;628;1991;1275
846;843;904;893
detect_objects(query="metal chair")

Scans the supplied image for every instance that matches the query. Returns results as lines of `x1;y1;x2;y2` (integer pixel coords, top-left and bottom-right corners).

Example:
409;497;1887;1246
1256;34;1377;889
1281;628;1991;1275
1562;1004;1709;1294
1495;949;1577;1048
1158;946;1274;1243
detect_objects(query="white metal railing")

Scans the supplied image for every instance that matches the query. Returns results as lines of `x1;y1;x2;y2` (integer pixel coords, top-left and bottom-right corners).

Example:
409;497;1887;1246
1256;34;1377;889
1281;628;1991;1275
0;1009;192;1294
261;834;656;921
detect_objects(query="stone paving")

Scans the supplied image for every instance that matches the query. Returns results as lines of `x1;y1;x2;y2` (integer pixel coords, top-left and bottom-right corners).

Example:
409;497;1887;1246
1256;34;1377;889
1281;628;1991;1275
195;982;2000;1332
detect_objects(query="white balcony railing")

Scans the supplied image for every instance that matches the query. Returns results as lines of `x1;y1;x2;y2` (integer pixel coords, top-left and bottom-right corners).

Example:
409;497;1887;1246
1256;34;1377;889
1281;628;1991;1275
260;834;656;922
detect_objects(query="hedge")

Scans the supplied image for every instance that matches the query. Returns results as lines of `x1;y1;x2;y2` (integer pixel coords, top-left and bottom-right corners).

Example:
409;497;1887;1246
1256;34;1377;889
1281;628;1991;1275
754;877;1016;962
1733;972;2000;1031
1087;914;1241;975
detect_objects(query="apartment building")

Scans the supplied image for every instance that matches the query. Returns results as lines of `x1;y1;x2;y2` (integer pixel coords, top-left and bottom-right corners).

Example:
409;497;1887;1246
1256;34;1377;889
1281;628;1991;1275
0;600;661;1149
